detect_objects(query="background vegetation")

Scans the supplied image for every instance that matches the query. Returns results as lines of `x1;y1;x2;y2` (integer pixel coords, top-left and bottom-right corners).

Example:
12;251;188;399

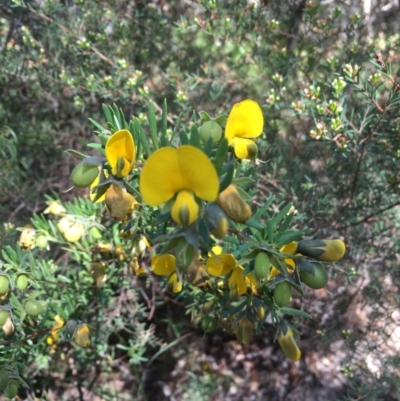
1;0;400;400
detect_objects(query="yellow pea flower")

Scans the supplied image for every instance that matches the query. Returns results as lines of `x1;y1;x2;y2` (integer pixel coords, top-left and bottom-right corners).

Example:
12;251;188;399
206;253;236;277
73;323;91;348
140;145;219;226
151;254;182;293
105;129;135;178
225;99;264;159
278;327;301;362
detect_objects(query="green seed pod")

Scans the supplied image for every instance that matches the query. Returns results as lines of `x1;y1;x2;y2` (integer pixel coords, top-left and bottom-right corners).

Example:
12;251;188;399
15;275;29;291
0;275;10;296
71;162;99;188
253;252;270;280
300;263;328;289
201;315;217;333
35;233;49;249
0;310;9;327
274;281;291;307
199;120;223;144
4;378;19;398
24;300;42;317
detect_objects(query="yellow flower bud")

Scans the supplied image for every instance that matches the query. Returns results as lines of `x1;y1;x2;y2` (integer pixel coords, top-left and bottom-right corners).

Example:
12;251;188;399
44;200;66;215
114;245;127;262
296;239;345;262
105;184;136;221
217;184;251;222
63;223;84;242
205;203;229;239
278;327;301;362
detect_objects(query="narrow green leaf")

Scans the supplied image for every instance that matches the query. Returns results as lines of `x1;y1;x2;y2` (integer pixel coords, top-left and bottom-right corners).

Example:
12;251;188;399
102;104;113;124
279;307;312;319
65;149;87;159
179;129;189;145
221;299;247;318
133;118;151;157
252;196;274;221
148;102;159;150
219;161;234;193
213;138;229;175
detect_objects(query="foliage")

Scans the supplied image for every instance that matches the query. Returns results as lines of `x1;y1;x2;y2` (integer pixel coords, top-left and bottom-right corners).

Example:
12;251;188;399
0;0;400;400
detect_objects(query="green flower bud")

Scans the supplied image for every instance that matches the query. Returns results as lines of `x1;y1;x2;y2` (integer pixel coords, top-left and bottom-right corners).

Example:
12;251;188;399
35;233;48;249
24;300;42;317
274;281;291;307
300;262;328;289
71;162;99;188
0;275;10;296
199;120;223;144
296;239;345;262
89;226;102;240
253;252;270;280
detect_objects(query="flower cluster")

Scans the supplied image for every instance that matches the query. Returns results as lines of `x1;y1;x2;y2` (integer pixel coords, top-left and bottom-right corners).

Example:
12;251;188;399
64;98;347;363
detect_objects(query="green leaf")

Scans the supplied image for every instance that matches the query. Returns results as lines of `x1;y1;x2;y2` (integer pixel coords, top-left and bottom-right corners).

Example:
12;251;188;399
189;125;201;148
252;196;274;221
221;299;247;318
199;111;212;122
219;160;234;193
214;113;229;125
148;102;159;150
89;118;107;133
65;149;87;159
133;118;151;157
179;129;189;145
102;104;113;124
213;138;229;175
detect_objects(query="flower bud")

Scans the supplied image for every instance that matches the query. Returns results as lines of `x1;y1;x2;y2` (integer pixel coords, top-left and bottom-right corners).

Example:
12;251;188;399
89;226;102;240
44;200;66;215
205;203;229;239
166;273;183;294
73;323;91;348
217;184;251;222
296;239;345;262
105;184;136;221
71;162;99;188
236;317;254;345
274;281;291;307
114;245;127;262
253;252;270;280
199;120;223;144
257;306;265;320
278;327;301;362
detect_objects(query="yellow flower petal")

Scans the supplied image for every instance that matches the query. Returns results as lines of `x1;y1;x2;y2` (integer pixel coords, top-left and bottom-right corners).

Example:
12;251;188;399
167;272;183;293
171;189;199;226
105;129;135;178
206;253;236;277
229;266;247;296
140;145;219;206
232;138;258;159
90;173;106;203
225;99;264;144
152;254;176;276
278;328;301;362
280;242;297;254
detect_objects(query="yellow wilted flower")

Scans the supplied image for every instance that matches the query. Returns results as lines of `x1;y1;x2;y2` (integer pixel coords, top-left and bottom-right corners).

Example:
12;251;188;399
46;315;66;353
73;323;91;348
236;317;254;345
225;99;264;159
105;129;135;178
151;254;182;293
278;327;301;362
18;226;36;249
217;184;251;222
140;145;219;226
105;184;136;221
296;239;345;262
